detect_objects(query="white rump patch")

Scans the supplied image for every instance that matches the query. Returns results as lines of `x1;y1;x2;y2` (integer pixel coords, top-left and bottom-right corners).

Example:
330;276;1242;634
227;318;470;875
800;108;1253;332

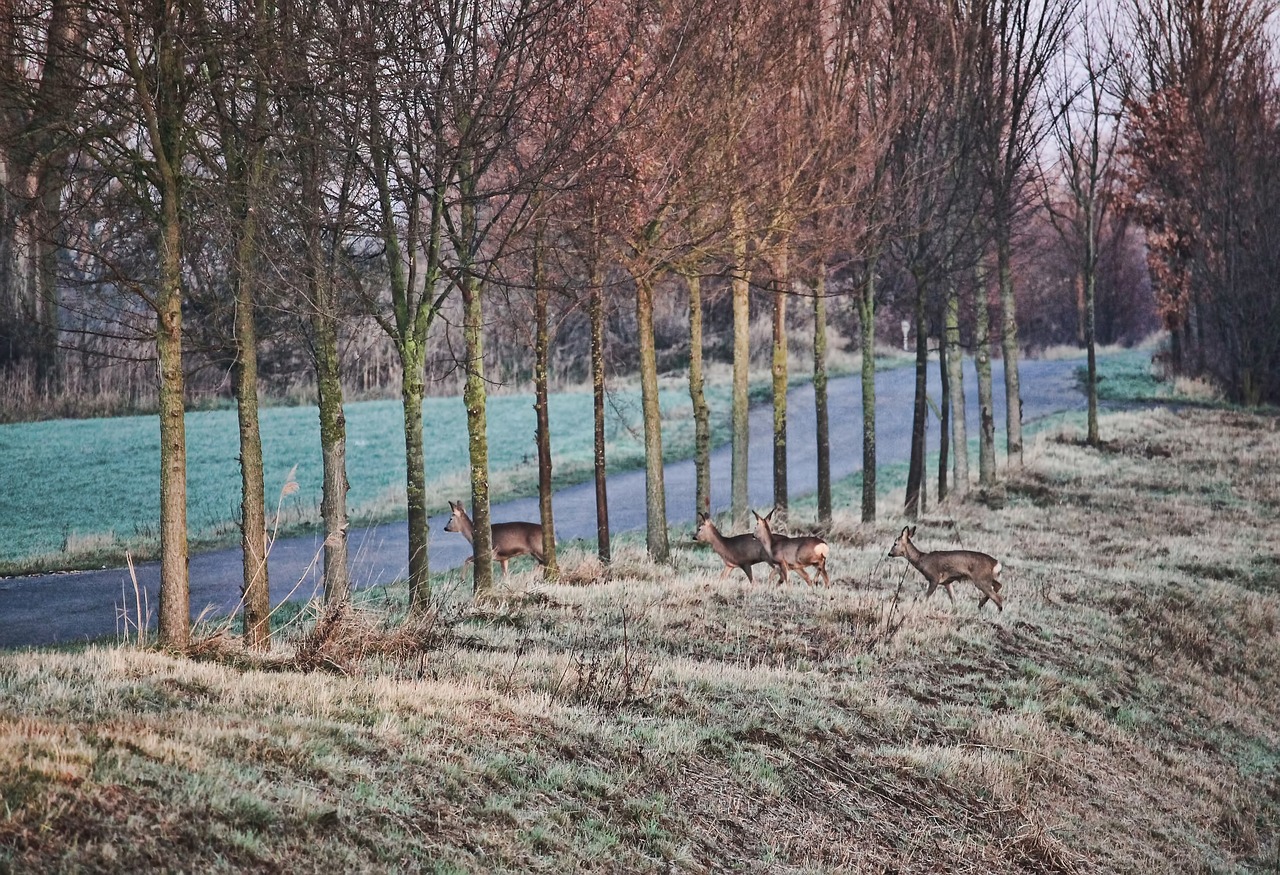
994;561;1003;576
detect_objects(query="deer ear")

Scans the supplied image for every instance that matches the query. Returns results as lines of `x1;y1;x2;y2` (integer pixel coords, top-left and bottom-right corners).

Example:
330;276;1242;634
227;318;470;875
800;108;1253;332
908;526;917;537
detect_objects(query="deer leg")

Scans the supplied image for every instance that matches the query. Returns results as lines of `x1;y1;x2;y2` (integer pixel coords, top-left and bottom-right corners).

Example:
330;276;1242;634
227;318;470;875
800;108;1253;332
816;559;831;587
741;564;754;584
975;579;1003;611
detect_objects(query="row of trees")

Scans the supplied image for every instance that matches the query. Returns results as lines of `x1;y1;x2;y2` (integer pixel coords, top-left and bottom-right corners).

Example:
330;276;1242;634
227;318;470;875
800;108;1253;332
1;0;1274;650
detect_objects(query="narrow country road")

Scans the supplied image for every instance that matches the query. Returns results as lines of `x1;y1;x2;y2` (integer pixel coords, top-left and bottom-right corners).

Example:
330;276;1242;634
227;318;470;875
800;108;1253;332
0;356;1086;648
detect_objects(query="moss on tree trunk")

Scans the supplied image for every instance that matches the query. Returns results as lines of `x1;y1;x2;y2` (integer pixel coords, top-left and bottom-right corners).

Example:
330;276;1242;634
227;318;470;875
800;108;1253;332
945;282;969;498
636;274;668;562
156;230;189;650
590;265;610;565
771;252;789;521
998;234;1023;467
975;262;997;488
813;273;831;528
463;271;495;594
533;235;558;581
685;271;710;519
859;267;877;524
730;201;751;528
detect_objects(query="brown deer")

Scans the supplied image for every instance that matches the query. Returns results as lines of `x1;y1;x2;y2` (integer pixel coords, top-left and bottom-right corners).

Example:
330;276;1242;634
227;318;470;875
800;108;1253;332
693;513;777;583
444;500;545;576
887;525;1004;611
752;509;831;587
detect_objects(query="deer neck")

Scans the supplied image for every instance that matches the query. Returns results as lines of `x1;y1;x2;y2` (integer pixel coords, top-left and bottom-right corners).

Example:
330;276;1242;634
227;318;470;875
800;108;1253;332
754;523;773;553
706;524;727;551
903;539;928;572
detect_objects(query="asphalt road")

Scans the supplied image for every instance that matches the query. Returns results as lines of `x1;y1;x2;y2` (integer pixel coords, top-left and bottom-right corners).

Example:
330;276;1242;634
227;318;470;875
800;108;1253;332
0;355;1086;649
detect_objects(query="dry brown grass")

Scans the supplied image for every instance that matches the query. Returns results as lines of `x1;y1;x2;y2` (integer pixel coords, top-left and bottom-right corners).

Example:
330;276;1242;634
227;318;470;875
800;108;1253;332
2;406;1278;873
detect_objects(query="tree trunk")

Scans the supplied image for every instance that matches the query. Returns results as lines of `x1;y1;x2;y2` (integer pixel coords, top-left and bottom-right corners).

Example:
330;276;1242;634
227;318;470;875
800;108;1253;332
401;351;431;609
859;265;877;523
945;281;969;498
904;277;928;519
685;270;711;518
369;107;443;613
771;251;789;521
33;179;62;386
730;198;751;528
1086;274;1099;445
1074;270;1086;346
300;105;351;606
937;321;950;505
0;0;83;386
229;24;271;650
315;301;351;605
975;262;997;488
1084;228;1100;445
462;269;495;593
998;232;1023;466
232;242;269;651
533;233;559;580
156;213;189;650
589;258;610;565
636;273;668;561
151;6;190;651
812;272;831;528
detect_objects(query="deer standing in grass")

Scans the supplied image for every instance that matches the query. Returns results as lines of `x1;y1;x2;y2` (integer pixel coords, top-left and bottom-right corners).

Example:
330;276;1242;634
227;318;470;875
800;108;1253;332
693;513;776;583
444;500;545;577
752;509;831;587
887;526;1004;611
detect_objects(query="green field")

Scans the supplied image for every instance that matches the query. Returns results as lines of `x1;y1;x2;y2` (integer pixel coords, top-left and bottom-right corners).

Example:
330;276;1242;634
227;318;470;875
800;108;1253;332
0;380;743;572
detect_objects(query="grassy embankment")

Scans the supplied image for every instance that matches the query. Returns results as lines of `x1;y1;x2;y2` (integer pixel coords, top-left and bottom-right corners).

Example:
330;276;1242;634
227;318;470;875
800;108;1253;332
1;385;1277;871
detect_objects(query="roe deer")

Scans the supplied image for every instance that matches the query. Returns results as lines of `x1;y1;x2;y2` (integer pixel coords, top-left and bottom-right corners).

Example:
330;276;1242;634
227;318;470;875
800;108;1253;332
444;500;546;576
887;525;1003;611
752;509;831;587
693;513;776;583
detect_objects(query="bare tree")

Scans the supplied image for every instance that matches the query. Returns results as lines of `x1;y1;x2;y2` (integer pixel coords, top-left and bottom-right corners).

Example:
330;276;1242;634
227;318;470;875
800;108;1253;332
529;215;560;581
277;0;361;606
0;0;87;385
95;0;198;648
190;0;279;649
601;0;713;558
971;0;1076;468
1120;0;1280;405
356;2;450;611
1045;6;1124;445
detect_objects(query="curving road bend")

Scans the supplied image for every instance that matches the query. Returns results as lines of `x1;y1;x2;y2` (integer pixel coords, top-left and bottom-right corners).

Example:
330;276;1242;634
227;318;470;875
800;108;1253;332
0;356;1086;649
